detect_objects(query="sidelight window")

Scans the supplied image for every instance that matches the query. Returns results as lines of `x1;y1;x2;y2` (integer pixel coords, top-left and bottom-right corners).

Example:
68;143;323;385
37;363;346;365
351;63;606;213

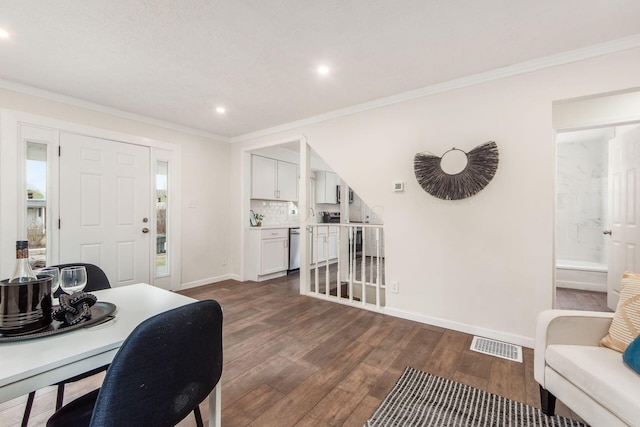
156;161;169;277
26;142;48;268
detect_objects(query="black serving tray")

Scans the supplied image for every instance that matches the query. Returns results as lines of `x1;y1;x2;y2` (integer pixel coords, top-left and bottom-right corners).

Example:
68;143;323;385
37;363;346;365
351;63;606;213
0;302;117;342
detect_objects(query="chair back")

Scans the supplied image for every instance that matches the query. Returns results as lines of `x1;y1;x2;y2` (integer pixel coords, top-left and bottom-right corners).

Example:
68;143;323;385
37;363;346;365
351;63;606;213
89;300;223;427
52;263;110;298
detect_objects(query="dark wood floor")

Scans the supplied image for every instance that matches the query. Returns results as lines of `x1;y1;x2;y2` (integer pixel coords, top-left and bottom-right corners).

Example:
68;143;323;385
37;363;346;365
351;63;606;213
2;278;601;427
556;287;612;312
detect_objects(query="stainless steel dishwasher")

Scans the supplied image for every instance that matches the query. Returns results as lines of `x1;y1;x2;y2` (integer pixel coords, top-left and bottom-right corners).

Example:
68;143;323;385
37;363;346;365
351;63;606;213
288;227;300;273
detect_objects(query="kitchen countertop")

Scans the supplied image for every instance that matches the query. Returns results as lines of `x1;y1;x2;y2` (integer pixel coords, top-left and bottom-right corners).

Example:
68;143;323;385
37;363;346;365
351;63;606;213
248;225;299;230
248;222;379;230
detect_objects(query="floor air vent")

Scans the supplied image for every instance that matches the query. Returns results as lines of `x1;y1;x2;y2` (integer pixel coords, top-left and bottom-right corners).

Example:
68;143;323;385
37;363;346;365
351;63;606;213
470;336;522;363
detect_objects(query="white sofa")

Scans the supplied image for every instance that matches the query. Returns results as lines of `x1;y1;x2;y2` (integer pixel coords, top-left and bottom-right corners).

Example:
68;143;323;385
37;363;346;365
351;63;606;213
535;310;640;426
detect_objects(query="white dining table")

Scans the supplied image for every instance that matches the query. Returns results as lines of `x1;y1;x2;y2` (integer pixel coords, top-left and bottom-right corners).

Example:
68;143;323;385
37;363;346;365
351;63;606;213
0;283;221;427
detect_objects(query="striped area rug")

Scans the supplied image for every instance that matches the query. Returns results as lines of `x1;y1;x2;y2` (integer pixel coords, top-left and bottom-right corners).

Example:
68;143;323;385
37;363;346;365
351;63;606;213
365;367;588;427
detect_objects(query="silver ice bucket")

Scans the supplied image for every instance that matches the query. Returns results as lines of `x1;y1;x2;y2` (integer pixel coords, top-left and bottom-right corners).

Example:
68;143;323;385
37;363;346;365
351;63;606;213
0;276;53;334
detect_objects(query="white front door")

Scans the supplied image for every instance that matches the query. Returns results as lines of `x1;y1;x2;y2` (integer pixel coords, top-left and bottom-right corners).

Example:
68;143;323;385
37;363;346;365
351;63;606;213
607;125;640;309
59;132;151;286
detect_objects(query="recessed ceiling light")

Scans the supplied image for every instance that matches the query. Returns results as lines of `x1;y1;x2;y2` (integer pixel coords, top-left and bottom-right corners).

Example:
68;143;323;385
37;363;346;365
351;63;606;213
317;65;330;75
215;106;226;114
0;28;10;39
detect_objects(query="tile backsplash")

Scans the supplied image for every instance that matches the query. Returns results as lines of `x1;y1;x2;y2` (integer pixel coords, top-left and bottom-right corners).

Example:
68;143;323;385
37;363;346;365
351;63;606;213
250;199;299;226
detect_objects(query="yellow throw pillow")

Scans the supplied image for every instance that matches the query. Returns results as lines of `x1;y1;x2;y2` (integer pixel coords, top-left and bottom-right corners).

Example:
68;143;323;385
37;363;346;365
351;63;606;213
600;271;640;352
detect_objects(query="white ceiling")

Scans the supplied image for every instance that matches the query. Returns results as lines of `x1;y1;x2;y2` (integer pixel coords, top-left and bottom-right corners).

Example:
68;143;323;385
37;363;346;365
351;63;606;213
0;1;639;140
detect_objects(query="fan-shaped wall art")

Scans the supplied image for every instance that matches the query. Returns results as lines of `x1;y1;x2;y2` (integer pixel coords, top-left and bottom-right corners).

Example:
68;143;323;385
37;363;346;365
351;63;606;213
413;141;499;200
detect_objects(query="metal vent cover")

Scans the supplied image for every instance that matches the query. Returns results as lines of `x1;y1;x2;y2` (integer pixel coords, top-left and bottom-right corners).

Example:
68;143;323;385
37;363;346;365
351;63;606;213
470;336;522;363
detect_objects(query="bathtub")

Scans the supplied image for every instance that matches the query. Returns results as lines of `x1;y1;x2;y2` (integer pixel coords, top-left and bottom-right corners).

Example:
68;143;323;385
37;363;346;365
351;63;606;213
556;259;607;292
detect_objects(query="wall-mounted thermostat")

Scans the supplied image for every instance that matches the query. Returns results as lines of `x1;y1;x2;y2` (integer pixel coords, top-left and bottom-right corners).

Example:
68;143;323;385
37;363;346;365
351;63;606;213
393;181;405;192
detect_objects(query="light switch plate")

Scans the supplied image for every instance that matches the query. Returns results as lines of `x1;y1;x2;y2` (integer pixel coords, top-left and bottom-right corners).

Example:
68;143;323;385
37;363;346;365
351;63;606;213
393;181;405;192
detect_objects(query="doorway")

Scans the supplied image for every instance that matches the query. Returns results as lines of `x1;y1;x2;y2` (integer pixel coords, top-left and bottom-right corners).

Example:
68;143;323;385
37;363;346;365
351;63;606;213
58;131;151;286
555;127;612;307
555;124;640;311
0;110;182;289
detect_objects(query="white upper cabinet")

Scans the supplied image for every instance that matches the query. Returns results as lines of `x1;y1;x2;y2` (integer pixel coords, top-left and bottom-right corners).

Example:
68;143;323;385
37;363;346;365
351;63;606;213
252;155;277;200
276;160;298;201
251;155;298;201
315;171;339;204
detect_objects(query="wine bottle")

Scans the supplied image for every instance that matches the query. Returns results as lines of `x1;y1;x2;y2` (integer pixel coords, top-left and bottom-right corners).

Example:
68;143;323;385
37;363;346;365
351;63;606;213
8;240;38;283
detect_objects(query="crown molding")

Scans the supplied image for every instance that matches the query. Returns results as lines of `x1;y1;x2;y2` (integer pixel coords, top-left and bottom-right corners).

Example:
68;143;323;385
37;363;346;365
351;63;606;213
230;33;640;143
0;79;230;142
2;33;639;144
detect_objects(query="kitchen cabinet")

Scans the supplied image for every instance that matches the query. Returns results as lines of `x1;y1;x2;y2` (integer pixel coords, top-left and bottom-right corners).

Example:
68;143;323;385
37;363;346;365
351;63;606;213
245;227;290;281
364;226;385;258
251;155;298;201
276;160;298;201
315;171;339;204
311;226;338;263
327;231;338;260
361;204;384;257
260;228;289;274
349;191;364;222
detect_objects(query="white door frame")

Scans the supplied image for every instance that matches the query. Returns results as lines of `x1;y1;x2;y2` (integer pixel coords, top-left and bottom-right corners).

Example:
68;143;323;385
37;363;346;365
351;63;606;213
552;89;640;307
0;109;182;290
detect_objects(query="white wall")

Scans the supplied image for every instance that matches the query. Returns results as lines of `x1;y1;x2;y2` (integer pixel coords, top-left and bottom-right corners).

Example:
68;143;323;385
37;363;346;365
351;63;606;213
0;87;232;287
231;47;640;346
179;137;232;287
554;90;640;130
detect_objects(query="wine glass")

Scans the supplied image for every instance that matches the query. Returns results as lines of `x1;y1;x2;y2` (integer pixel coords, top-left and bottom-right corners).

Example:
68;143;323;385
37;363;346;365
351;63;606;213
60;266;87;295
37;266;60;293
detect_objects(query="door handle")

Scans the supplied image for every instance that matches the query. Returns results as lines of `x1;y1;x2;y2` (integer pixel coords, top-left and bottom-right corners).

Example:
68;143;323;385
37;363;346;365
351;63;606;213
603;230;612;235
142;228;150;233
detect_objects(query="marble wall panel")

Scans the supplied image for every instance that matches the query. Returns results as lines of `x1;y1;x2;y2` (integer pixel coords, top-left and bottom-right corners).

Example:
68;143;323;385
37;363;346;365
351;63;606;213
556;137;608;264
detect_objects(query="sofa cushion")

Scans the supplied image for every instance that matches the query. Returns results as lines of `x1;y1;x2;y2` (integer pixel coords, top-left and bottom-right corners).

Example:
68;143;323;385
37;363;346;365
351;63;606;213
547;345;640;425
623;334;640;374
600;271;640;352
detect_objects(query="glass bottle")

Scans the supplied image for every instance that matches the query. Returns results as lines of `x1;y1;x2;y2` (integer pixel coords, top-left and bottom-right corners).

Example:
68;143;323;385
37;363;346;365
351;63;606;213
9;240;38;283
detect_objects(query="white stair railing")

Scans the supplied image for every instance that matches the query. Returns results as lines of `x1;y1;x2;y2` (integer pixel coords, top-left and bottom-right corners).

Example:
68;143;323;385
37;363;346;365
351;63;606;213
308;223;385;309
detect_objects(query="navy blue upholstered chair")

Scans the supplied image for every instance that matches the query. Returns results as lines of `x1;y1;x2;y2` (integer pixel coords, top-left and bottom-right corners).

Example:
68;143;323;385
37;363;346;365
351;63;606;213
46;299;224;427
22;263;111;427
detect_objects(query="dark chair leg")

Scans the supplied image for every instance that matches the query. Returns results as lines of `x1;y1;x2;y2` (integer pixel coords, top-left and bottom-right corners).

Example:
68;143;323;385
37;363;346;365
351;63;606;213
55;384;65;410
540;385;557;416
193;405;204;427
21;391;36;427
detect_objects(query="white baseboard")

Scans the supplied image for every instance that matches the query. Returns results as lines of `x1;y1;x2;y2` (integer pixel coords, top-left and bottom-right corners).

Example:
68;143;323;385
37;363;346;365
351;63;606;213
180;274;237;290
382;307;535;349
556;280;607;292
555;268;606;292
256;271;287;282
